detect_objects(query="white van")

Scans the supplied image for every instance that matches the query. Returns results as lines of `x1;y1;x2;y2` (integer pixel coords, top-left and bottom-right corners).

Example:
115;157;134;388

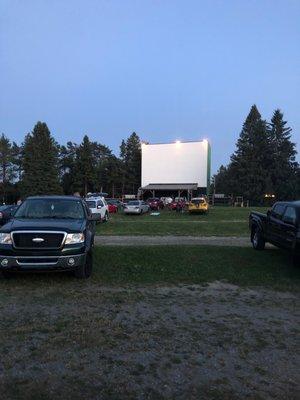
85;196;109;222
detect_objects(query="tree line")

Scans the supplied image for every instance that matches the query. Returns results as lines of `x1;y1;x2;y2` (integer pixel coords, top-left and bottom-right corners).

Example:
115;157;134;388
0;122;141;203
213;105;300;204
1;106;299;204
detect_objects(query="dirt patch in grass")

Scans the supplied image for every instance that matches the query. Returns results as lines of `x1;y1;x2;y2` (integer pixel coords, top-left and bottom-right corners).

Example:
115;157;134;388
0;281;299;399
95;235;256;246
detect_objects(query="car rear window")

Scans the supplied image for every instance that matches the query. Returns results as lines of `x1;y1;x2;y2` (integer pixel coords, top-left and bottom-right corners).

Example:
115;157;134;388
191;199;205;205
107;200;118;204
128;201;139;205
86;201;96;208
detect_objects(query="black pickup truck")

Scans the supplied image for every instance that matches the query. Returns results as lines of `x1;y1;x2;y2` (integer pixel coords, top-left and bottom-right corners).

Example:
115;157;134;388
249;201;300;265
0;196;97;279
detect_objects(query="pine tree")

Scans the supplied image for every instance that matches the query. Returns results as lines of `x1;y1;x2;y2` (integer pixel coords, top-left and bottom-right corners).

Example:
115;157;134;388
269;109;298;200
59;142;78;194
92;142;113;192
120;132;141;194
21;122;62;197
296;167;300;199
226;105;273;204
214;106;299;203
0;134;19;202
212;165;230;194
103;155;123;197
73;135;96;195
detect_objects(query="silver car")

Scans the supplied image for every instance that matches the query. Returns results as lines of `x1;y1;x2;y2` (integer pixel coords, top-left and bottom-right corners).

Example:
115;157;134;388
124;200;149;215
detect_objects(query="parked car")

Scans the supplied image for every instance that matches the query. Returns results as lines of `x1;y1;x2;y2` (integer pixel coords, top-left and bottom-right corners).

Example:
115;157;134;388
85;196;109;222
188;197;209;214
107;201;118;213
106;198;123;211
0;196;97;279
169;197;186;210
124;200;149;215
147;197;164;210
0;205;18;226
160;197;173;206
249;201;300;266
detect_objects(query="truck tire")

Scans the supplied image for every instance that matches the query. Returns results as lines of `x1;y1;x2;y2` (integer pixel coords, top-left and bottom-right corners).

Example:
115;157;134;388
74;251;93;279
252;227;265;250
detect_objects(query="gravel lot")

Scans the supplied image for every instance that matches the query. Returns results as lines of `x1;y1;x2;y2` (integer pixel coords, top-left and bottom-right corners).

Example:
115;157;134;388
1;281;299;399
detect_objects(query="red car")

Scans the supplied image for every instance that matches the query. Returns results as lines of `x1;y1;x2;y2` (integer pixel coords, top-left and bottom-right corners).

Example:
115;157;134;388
147;197;164;210
169;197;186;210
107;202;118;213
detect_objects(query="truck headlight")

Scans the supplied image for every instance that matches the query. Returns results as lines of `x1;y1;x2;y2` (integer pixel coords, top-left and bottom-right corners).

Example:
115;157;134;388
0;233;12;244
65;233;85;244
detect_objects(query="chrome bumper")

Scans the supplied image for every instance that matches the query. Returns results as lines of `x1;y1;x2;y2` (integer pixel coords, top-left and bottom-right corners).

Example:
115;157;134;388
0;253;86;271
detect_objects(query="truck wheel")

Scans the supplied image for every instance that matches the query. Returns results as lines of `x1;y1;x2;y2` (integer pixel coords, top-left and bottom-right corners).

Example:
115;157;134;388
74;251;93;279
103;212;109;223
252;227;265;250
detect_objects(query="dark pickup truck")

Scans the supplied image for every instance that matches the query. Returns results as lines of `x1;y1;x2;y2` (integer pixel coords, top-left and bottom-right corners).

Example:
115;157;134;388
0;196;97;279
249;201;300;265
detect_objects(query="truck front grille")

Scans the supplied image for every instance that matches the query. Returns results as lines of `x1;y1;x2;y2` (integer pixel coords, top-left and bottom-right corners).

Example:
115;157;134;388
12;231;66;249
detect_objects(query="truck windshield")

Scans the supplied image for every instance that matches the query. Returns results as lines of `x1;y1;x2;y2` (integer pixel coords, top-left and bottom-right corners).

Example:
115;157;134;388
14;199;85;219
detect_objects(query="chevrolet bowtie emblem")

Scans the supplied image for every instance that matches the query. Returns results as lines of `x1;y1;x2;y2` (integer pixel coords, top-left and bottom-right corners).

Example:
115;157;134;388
32;237;45;243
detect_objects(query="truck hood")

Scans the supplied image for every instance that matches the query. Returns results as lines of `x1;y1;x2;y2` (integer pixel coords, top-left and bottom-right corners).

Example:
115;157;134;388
0;218;85;233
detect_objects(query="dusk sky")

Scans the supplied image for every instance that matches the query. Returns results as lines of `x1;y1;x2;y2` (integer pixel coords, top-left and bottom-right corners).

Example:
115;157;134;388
1;0;299;173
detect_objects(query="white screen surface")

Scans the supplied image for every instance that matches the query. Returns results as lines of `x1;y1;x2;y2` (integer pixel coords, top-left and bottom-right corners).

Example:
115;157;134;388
141;141;209;187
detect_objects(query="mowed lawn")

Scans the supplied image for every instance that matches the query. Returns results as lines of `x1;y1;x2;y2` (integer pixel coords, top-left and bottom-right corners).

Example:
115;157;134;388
95;245;299;290
96;206;268;236
1;245;298;291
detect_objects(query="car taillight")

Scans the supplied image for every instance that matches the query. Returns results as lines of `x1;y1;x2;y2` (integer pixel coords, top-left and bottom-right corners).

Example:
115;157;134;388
97;205;101;209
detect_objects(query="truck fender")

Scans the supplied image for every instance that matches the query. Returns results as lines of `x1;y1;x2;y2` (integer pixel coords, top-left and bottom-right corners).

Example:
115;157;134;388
85;229;94;252
250;220;263;240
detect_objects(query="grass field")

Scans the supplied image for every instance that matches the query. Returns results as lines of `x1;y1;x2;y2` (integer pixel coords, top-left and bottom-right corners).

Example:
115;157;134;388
2;245;299;291
96;206;268;236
